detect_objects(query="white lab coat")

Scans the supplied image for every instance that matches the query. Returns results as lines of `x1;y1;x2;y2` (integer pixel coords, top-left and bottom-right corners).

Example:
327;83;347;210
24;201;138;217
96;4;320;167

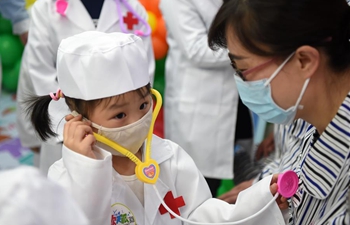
16;0;155;173
48;135;284;225
159;0;238;179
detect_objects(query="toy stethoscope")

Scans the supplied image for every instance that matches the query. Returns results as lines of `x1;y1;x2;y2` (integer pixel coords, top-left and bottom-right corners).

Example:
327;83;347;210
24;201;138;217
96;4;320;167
82;88;299;224
55;0;151;37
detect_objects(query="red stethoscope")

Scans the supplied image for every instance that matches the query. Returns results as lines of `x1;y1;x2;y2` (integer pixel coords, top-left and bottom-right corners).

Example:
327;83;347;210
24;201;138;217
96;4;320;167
55;0;151;37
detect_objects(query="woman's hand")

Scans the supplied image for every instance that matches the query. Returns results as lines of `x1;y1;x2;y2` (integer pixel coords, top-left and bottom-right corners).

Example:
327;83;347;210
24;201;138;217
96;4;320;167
63;114;96;159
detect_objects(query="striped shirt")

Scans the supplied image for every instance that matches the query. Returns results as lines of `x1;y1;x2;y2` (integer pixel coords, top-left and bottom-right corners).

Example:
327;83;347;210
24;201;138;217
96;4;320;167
257;94;350;224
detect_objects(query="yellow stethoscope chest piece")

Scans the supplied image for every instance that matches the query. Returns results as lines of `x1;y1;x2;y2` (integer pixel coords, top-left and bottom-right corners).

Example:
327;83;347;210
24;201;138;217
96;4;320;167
135;159;160;184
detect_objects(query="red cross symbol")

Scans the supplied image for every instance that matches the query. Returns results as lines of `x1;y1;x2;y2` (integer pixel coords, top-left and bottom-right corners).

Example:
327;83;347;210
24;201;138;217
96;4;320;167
159;191;186;219
123;12;139;30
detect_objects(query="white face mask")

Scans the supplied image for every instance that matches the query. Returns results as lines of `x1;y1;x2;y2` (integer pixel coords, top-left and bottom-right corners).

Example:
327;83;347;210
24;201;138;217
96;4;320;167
90;107;152;156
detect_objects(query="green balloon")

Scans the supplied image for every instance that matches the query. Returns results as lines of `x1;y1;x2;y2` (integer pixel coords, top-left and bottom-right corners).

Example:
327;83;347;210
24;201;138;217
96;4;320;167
155;57;166;80
154;57;166;97
216;179;235;197
0;17;12;34
2;60;21;93
153;76;165;98
0;34;23;67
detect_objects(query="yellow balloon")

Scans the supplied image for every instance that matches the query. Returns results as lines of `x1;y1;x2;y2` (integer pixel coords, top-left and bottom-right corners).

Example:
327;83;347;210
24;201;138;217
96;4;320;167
25;0;36;9
147;11;157;34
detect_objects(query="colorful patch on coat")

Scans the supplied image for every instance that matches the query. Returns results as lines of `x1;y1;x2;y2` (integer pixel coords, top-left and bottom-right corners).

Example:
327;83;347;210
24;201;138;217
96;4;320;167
111;203;137;225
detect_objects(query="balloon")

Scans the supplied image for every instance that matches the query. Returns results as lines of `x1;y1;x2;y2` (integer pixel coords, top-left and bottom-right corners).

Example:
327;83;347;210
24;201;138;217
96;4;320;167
140;0;162;18
216;179;235;197
138;0;152;10
152;36;168;60
148;0;162;18
155;57;166;80
0;17;12;35
154;17;167;43
0;35;23;68
147;11;157;34
152;74;165;98
2;60;21;92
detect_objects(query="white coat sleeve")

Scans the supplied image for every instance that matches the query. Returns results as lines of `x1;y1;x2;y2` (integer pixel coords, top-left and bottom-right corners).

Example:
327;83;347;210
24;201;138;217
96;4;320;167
48;145;113;225
160;0;229;69
26;1;58;96
172;146;285;225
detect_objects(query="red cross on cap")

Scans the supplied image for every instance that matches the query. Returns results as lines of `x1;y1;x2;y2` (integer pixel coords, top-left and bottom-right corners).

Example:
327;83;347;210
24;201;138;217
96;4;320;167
123;12;139;30
159;191;186;219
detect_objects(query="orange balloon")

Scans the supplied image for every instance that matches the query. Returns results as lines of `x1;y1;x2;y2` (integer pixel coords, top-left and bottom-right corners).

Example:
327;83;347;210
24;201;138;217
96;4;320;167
138;0;151;11
147;11;157;34
154;17;167;43
152;36;168;60
148;0;162;18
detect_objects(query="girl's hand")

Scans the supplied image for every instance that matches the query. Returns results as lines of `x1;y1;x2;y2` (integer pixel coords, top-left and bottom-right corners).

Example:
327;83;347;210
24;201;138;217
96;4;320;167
270;174;289;210
63;114;96;159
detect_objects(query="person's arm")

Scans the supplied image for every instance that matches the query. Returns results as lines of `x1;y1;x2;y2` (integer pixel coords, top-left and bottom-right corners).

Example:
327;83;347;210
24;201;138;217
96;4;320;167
48;145;112;224
0;0;29;44
170;144;285;224
48;114;112;224
255;132;275;161
217;179;254;204
160;0;230;69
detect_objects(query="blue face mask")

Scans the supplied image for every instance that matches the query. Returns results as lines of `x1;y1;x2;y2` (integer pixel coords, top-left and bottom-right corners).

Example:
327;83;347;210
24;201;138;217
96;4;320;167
234;52;310;125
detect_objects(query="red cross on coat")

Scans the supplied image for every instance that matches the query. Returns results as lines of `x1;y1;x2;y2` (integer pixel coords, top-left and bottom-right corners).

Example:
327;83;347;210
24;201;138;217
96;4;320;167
123;12;139;30
159;191;186;219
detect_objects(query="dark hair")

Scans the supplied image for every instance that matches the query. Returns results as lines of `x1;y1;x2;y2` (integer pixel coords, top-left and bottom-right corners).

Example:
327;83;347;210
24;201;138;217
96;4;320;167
208;0;350;72
25;83;151;141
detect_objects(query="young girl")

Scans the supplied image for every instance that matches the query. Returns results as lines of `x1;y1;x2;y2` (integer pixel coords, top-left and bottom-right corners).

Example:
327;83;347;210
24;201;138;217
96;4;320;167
16;0;155;174
27;31;286;225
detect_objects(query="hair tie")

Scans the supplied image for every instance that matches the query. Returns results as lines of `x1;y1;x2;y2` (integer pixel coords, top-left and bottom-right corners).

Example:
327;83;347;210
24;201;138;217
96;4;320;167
50;89;64;101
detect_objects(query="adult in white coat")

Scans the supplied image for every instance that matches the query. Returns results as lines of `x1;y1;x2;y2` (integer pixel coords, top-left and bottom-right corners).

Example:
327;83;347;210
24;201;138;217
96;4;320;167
28;31;285;225
159;0;248;195
16;0;155;174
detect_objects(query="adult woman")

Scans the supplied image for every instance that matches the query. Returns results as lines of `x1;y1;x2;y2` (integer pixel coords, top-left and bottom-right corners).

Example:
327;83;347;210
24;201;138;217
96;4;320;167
209;0;350;224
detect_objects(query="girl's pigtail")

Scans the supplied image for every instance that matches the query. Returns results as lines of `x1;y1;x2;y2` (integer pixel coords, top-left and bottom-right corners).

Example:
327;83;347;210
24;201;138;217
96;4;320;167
25;89;64;141
25;95;57;141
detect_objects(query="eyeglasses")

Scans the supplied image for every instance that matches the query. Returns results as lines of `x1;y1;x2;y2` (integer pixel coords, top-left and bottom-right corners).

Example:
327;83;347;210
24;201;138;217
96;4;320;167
229;54;274;81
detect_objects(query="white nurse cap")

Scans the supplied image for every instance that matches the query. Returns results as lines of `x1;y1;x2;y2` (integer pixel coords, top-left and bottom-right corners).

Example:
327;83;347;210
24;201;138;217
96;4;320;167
0;166;88;225
57;31;150;100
